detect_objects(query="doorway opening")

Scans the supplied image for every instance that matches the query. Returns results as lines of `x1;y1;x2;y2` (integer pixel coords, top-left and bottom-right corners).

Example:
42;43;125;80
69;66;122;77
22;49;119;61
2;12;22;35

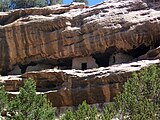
81;63;87;70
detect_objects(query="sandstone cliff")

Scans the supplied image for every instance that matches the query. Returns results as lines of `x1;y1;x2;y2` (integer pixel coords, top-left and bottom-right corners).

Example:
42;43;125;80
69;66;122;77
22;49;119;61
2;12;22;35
0;0;160;108
1;59;159;107
0;0;160;74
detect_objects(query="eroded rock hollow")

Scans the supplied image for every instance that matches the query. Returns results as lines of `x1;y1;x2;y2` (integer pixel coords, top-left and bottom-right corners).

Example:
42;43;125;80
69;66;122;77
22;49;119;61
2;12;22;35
0;0;160;107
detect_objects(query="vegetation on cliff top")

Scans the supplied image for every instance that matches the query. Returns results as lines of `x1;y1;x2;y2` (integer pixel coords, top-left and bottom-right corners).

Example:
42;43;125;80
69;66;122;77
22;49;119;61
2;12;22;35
0;65;160;120
73;0;88;4
0;0;88;11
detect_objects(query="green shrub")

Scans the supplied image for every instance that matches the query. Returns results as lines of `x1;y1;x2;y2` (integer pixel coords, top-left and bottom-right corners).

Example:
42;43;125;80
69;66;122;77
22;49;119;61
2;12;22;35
73;0;88;5
103;65;160;120
61;101;99;120
1;65;160;120
61;109;74;120
0;83;8;117
0;78;55;120
75;101;98;120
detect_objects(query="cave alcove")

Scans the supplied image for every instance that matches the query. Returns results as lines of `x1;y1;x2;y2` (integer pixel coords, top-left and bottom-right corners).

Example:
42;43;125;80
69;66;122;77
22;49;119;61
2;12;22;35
92;47;117;67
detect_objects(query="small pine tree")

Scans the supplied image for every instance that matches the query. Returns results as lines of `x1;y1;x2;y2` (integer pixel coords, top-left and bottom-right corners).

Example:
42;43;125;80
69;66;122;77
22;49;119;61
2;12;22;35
0;78;55;120
61;109;75;120
75;101;98;120
35;0;48;7
51;0;62;5
101;103;116;120
11;0;48;9
0;84;8;117
112;65;160;120
0;0;11;11
73;0;88;5
61;101;99;120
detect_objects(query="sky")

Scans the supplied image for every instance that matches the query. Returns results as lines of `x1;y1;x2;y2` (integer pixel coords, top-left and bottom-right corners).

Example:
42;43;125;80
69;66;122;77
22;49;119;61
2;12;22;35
63;0;104;6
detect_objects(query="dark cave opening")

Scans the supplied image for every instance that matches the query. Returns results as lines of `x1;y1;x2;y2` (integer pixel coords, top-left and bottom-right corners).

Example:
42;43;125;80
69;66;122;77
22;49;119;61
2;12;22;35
92;53;110;67
92;47;117;67
1;72;8;76
56;58;72;70
3;58;73;75
36;80;64;92
19;65;27;74
0;43;156;76
92;44;152;68
19;62;37;74
154;39;160;48
127;44;150;58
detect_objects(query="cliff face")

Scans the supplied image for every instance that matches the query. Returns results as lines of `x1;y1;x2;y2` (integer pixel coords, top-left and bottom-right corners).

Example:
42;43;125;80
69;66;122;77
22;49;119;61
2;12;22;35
0;0;160;108
1;59;159;107
0;0;160;74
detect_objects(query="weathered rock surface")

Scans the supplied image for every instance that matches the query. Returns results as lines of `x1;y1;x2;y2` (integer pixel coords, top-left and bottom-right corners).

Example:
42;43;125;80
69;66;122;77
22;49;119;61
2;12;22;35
0;0;160;108
1;59;159;107
0;0;160;74
137;46;160;60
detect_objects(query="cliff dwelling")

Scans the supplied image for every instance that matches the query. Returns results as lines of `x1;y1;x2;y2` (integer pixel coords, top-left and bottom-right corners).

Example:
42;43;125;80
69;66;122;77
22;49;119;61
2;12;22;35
72;56;98;70
8;63;53;75
0;0;159;75
72;52;133;70
109;53;133;66
5;44;152;75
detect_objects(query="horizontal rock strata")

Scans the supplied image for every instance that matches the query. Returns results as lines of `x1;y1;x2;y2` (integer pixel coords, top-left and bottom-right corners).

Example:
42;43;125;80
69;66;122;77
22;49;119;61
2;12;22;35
0;0;160;108
1;59;159;107
0;0;160;74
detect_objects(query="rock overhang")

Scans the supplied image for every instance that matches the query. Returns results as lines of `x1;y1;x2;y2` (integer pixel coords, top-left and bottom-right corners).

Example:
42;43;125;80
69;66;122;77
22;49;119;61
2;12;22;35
0;0;159;74
0;0;160;109
0;59;159;107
